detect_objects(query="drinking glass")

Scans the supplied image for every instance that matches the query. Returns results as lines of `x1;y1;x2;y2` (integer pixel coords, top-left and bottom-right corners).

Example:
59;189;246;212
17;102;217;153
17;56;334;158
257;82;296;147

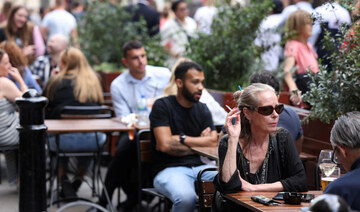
318;149;336;173
321;167;340;191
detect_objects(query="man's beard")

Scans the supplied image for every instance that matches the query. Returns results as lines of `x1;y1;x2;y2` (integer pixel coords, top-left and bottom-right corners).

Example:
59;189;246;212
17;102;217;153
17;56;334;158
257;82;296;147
182;83;201;103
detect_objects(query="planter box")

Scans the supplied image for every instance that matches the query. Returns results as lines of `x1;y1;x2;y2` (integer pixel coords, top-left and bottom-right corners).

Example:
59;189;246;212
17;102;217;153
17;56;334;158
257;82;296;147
98;71;122;93
300;117;334;157
207;89;236;111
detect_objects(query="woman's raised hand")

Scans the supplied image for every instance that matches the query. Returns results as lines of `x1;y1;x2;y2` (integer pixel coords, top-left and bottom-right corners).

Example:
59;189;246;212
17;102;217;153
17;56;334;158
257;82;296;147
225;107;241;140
8;67;27;92
22;45;36;56
8;67;22;82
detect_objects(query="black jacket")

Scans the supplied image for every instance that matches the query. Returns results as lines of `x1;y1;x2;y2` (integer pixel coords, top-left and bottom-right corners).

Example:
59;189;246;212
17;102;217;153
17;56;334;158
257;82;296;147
127;3;160;37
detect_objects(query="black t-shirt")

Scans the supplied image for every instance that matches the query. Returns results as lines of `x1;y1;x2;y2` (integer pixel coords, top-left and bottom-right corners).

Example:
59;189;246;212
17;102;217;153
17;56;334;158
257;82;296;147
150;95;215;174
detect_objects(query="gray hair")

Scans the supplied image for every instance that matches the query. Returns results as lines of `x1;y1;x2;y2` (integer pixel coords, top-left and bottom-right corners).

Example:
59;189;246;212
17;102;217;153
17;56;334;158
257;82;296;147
234;83;276;140
50;34;69;51
330;111;360;149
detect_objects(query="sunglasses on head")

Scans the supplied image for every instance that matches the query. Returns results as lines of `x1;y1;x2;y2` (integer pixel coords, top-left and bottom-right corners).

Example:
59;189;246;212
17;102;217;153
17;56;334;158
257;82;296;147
249;104;284;116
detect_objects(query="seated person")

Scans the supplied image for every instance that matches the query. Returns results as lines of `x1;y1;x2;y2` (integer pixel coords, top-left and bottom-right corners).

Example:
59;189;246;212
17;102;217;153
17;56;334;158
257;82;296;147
163;57;227;126
94;40;170;211
250;72;303;150
150;61;218;211
43;47;106;195
324;111;360;211
213;83;307;210
0;41;41;93
0;48;28;186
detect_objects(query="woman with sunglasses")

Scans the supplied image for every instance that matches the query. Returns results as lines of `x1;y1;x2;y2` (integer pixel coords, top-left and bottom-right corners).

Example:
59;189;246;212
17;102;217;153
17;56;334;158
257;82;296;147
213;83;307;210
0;48;28;186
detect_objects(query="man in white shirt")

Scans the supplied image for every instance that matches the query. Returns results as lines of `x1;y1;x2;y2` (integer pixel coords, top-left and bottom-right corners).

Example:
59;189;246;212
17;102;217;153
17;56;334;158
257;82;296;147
95;40;170;211
161;0;197;67
194;0;217;34
41;0;78;46
254;0;284;72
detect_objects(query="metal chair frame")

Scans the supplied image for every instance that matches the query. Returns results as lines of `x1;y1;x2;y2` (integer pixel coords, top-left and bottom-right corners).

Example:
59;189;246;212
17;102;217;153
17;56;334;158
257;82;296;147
47;105;113;208
135;129;171;212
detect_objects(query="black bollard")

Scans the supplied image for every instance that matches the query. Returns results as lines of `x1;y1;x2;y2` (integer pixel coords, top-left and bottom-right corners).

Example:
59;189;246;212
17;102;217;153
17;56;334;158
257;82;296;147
16;89;48;212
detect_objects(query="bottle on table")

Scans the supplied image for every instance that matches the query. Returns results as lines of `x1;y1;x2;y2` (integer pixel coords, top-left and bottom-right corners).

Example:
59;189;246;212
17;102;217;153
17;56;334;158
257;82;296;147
137;94;149;126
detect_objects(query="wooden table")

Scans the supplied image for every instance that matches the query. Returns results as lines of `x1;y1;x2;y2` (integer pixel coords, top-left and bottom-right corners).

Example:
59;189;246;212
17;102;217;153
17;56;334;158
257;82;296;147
224;191;322;212
45;118;134;133
45;118;135;206
191;146;218;161
46;118;134;156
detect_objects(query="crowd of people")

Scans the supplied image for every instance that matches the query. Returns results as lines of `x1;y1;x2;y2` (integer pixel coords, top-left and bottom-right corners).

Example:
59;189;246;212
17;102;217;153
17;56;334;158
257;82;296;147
0;0;359;211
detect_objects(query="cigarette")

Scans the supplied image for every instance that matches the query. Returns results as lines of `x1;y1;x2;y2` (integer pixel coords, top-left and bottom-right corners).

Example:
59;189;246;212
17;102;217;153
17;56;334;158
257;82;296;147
226;105;232;111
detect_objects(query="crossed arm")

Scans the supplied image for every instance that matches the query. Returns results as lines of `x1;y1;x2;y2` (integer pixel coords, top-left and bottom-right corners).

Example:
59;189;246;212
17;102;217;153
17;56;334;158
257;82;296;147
153;126;218;157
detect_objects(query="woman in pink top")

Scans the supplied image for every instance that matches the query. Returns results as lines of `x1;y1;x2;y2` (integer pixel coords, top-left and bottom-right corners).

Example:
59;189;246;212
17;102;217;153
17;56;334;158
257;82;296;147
0;6;45;65
283;10;319;105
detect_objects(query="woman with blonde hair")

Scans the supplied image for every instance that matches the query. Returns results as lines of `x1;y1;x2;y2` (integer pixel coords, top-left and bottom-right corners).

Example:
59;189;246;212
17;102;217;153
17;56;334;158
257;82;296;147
0;41;41;92
163;57;227;126
283;10;319;105
0;5;45;64
43;47;105;194
44;47;104;118
213;83;307;210
0;48;27;186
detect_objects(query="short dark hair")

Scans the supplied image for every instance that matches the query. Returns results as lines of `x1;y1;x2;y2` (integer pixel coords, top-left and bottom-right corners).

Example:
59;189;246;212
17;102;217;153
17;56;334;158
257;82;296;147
122;40;144;58
171;0;185;12
272;0;283;14
175;61;203;80
250;72;280;93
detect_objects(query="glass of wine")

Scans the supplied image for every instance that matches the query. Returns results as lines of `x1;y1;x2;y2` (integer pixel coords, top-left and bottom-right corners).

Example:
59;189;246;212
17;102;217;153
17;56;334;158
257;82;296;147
318;149;337;190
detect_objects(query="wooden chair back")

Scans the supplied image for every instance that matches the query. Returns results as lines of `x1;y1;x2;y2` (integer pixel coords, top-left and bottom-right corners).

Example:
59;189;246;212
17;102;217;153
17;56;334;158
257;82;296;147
197;167;218;211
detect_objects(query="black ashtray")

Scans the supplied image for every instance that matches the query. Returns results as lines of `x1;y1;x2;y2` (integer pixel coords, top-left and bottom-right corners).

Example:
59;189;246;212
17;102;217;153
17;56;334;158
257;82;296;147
283;192;302;205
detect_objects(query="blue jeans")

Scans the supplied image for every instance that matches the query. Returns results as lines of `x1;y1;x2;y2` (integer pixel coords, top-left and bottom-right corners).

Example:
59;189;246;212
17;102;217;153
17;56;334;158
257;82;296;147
153;164;217;212
48;132;106;169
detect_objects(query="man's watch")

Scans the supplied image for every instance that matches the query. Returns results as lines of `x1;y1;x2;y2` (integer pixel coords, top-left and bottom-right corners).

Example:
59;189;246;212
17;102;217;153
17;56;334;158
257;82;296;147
179;133;186;145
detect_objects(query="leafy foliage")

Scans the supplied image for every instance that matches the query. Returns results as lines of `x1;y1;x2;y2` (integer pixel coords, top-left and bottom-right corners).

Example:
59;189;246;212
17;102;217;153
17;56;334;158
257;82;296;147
303;20;360;123
78;1;166;71
185;0;273;91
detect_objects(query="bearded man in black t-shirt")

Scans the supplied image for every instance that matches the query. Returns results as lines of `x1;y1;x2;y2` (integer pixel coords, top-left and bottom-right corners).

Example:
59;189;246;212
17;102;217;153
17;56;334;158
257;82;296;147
150;61;218;211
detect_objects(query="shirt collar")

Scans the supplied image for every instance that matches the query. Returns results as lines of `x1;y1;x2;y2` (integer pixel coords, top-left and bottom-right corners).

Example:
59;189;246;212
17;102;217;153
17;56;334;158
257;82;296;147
350;157;360;171
126;66;152;84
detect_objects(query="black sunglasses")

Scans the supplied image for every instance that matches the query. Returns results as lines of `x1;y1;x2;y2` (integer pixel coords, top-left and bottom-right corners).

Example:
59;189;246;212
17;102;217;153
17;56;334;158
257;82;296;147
331;147;341;165
249;104;284;116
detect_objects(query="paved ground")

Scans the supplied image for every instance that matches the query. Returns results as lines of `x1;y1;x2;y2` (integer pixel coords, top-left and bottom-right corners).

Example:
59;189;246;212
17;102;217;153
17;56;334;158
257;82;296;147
0;154;126;212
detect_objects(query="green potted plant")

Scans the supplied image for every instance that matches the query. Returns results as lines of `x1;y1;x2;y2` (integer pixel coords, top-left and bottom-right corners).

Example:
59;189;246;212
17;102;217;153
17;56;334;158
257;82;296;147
185;0;273;92
78;1;167;92
303;3;360;124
